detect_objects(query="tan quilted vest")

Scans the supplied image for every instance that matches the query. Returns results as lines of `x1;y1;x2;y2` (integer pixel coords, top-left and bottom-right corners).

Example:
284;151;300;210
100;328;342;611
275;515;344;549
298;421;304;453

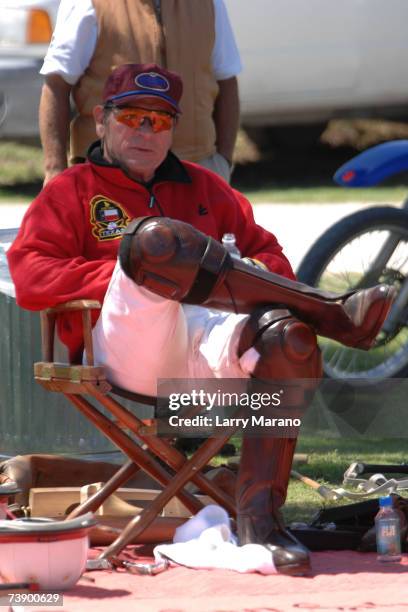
71;0;218;162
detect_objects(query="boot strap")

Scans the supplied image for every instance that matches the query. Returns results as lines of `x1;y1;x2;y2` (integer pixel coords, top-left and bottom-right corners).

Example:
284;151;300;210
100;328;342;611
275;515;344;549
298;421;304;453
183;237;233;304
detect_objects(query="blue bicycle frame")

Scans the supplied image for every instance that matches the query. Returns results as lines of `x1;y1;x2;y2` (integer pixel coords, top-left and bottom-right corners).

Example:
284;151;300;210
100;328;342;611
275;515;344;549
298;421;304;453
334;140;408;188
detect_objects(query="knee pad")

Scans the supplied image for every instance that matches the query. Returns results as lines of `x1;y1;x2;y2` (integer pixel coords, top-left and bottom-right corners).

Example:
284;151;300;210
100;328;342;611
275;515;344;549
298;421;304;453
239;306;322;383
119;216;230;302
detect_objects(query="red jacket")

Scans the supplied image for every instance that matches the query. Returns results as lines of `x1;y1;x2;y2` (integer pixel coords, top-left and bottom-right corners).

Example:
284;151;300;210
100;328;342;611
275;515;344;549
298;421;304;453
8;146;294;359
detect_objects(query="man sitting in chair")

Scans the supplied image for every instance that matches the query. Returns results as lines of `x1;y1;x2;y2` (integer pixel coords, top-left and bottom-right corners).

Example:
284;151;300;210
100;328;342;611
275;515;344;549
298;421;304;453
8;63;394;575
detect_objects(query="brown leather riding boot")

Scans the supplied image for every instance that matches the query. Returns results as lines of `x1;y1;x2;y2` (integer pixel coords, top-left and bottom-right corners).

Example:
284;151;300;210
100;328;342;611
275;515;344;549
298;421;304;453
237;436;310;575
119;216;395;349
234;308;321;575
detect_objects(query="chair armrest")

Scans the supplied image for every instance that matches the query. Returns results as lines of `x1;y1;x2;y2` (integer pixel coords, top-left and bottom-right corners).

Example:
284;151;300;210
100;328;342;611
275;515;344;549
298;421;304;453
44;300;102;314
41;300;102;364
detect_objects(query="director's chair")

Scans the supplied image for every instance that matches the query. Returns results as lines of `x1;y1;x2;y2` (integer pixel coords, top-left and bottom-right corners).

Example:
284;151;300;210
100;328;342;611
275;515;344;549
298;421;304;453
34;300;238;562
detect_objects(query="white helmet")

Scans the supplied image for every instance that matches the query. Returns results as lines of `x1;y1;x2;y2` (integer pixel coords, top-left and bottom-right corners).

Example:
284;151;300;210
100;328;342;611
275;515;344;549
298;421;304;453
0;512;97;590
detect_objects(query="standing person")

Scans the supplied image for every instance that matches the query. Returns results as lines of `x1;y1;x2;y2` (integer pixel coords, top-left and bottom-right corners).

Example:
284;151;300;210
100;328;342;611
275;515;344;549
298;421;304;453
9;64;394;575
39;0;241;185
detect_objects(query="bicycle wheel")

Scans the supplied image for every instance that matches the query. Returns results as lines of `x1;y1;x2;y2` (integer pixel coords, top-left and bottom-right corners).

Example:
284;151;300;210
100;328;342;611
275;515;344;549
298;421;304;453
297;206;408;381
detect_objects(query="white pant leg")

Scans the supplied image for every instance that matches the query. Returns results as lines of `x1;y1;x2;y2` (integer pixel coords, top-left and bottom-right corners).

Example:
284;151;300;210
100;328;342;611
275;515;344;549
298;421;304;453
92;260;189;396
184;306;251;379
92;261;259;395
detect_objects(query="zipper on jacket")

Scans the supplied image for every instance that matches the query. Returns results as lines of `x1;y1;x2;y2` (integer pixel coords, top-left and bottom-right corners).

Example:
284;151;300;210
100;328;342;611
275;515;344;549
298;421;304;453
147;190;165;216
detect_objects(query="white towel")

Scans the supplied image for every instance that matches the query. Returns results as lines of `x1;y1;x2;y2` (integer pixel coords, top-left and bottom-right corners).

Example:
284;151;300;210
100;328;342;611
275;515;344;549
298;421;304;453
154;505;277;575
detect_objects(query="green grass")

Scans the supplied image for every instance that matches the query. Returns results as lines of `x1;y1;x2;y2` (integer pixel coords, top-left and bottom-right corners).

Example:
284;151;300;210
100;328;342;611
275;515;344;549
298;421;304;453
211;434;408;524
283;435;408;523
0;141;43;185
319;329;408;376
0;141;43;202
0;188;38;202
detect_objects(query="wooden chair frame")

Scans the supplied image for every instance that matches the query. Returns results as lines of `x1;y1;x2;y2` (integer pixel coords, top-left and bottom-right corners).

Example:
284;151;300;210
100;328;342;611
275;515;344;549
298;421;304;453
34;300;238;561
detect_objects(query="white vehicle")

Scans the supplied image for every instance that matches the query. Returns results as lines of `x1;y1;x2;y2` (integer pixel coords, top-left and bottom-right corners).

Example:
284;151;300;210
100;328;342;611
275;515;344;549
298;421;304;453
225;0;408;128
1;0;408;141
0;0;59;139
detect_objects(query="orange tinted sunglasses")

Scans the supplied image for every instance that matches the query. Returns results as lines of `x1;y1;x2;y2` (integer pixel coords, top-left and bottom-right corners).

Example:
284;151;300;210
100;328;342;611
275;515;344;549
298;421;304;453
112;106;176;133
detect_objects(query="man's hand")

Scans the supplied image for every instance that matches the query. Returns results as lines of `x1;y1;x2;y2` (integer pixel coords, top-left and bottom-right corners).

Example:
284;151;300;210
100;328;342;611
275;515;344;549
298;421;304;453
39;74;72;185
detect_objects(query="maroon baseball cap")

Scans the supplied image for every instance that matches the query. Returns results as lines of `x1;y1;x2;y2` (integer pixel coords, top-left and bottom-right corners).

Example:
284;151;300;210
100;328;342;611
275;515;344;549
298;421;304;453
103;63;183;114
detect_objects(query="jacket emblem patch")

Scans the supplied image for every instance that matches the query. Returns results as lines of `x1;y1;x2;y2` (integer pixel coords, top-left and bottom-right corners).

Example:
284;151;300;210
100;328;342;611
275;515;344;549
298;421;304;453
90;195;131;241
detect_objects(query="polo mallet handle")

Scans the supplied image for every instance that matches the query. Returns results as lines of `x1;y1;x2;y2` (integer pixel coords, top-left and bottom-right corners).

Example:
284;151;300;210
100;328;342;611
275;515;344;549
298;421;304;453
291;470;320;489
291;470;340;501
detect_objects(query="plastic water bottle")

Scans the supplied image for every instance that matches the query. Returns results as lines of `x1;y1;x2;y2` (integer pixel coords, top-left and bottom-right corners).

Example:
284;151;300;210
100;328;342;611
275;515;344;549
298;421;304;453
222;233;241;258
375;495;402;562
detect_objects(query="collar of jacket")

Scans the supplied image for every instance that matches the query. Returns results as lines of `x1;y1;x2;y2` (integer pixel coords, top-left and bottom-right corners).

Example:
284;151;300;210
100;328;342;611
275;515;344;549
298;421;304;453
87;140;192;189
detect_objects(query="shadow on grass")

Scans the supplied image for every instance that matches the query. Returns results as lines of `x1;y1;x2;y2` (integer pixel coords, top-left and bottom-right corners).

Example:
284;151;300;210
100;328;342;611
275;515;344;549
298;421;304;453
232;143;408;195
0;181;42;200
232;144;355;192
283;499;325;524
2;141;408;201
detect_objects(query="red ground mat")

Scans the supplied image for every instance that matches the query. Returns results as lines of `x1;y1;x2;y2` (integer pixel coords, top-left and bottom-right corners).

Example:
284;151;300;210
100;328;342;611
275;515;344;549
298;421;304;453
43;551;408;612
